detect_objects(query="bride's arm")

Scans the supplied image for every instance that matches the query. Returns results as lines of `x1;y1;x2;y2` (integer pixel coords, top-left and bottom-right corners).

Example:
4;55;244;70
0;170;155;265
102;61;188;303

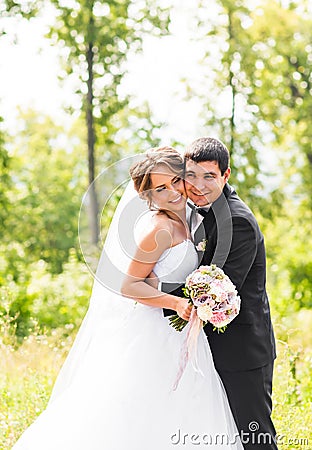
121;222;192;321
145;271;159;289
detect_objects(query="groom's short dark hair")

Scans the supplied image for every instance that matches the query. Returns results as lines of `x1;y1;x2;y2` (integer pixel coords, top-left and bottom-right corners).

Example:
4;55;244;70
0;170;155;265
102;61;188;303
185;137;230;175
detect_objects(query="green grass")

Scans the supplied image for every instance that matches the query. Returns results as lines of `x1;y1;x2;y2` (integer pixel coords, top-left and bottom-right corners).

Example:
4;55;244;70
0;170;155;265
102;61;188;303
271;310;312;449
0;327;74;449
1;312;311;450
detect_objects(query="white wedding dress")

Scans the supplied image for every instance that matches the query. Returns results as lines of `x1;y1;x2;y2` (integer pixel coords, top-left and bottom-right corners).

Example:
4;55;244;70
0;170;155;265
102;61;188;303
13;239;243;449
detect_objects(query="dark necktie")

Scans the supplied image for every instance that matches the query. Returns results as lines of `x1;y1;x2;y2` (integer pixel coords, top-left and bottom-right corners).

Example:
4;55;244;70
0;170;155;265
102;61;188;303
187;202;209;233
187;202;209;215
197;208;209;217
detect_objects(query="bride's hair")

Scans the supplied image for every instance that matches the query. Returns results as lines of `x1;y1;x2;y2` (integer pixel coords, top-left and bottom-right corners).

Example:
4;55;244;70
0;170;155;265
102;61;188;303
129;146;184;208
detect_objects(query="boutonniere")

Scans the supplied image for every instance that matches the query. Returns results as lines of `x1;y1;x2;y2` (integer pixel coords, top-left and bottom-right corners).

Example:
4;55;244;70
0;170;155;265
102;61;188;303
196;238;208;252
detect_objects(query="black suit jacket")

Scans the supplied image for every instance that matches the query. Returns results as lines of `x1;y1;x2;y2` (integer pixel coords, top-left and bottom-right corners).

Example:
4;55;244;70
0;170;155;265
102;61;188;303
163;184;276;372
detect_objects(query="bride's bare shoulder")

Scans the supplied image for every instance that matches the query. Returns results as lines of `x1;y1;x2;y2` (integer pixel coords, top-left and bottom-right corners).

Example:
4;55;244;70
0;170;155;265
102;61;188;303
134;211;173;249
137;210;173;233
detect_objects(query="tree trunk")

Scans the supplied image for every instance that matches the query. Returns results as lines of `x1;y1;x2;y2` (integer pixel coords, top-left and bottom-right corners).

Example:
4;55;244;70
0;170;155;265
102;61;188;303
86;37;99;246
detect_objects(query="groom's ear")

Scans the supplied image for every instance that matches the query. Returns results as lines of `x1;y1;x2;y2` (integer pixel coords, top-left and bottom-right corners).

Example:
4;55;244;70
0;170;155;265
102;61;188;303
224;167;231;182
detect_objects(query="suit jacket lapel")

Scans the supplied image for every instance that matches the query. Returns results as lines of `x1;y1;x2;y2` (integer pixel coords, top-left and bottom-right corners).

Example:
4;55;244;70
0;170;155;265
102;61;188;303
187;202;205;241
201;183;234;266
188;184;235;263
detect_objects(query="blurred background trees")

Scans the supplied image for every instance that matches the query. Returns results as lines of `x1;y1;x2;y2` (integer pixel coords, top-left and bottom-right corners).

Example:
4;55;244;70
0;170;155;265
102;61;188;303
0;0;311;335
1;3;311;447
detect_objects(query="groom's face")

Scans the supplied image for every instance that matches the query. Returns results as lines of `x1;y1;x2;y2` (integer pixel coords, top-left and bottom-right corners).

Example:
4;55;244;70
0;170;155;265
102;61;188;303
184;160;230;206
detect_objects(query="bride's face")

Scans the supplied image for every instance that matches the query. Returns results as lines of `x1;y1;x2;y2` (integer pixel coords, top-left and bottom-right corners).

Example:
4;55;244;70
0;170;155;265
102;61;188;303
149;164;186;212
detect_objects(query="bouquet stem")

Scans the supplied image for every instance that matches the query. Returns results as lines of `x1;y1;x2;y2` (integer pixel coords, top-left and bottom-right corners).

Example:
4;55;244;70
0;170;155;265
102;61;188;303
169;315;188;332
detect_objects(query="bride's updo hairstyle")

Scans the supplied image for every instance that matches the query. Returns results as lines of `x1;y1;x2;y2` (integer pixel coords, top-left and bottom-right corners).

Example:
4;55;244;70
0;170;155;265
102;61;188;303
130;146;184;209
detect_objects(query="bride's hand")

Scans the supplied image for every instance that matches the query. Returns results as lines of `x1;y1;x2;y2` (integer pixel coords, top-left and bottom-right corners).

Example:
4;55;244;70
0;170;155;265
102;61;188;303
176;299;193;321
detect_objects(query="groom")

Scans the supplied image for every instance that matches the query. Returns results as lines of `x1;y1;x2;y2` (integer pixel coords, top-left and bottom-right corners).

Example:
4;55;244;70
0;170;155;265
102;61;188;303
162;137;277;449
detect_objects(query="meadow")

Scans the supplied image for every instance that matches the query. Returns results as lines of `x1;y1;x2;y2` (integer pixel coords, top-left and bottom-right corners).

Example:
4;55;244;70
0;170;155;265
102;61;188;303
2;1;312;449
1;309;311;449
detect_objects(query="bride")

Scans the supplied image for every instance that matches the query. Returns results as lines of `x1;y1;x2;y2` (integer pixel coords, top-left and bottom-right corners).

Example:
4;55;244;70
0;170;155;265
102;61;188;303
12;146;243;449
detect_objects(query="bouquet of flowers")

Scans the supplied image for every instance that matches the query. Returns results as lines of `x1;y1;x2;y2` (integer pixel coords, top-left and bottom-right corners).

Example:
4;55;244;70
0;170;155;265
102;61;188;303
169;264;241;332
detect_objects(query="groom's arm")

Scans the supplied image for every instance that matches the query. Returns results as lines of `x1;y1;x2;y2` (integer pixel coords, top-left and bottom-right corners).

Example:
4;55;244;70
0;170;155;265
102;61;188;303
145;273;185;316
159;282;185;317
159;282;184;298
145;271;185;298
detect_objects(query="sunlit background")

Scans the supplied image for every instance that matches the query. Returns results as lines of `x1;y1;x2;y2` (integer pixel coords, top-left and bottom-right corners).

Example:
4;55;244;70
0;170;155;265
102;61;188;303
1;2;210;140
1;1;311;448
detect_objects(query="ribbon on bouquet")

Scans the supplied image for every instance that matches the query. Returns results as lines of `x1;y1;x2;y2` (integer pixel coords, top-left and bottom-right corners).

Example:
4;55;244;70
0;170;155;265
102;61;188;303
172;307;204;391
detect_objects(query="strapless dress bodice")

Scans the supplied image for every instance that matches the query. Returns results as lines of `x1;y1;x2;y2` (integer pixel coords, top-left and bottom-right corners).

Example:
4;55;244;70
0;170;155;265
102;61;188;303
153;239;198;284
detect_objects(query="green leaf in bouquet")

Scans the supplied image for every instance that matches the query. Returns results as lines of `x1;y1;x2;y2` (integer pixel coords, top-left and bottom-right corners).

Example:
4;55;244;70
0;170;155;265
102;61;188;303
213;326;227;334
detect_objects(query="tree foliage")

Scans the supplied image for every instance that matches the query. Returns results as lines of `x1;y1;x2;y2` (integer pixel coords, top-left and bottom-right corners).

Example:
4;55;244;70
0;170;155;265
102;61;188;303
46;0;170;244
186;0;264;203
185;0;311;214
3;110;87;274
1;0;311;336
245;1;312;207
0;117;11;235
2;0;170;244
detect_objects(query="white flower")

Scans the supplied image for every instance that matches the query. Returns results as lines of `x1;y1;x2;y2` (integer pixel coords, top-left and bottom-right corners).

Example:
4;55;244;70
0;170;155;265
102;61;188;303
197;304;213;322
196;239;208;252
208;285;226;301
